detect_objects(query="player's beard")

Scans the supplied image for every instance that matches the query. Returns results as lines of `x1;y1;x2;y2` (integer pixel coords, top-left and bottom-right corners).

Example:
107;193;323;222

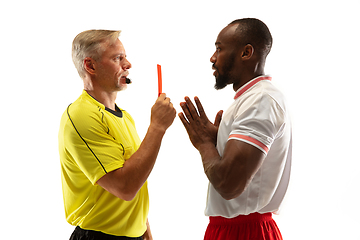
214;71;230;90
214;53;236;90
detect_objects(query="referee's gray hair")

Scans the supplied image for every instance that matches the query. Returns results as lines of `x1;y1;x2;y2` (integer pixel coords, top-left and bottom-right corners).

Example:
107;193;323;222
72;30;121;79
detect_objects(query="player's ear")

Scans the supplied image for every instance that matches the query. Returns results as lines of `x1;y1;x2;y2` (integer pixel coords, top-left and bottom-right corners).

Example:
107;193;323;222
84;57;96;75
241;44;254;60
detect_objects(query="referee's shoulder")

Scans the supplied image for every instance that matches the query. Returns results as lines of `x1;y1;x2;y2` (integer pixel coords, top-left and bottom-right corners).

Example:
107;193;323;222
66;98;100;123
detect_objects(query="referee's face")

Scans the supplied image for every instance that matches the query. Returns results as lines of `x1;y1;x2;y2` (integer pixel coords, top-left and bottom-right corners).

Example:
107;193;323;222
96;39;132;92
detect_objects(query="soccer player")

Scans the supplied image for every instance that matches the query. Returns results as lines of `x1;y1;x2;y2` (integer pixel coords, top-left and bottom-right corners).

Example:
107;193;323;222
179;18;292;240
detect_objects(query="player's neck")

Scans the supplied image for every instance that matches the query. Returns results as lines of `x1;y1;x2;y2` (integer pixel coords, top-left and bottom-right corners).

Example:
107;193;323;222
233;67;265;92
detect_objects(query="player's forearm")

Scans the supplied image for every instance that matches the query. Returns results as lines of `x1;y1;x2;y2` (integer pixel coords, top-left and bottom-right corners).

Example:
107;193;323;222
199;143;223;187
199;143;245;200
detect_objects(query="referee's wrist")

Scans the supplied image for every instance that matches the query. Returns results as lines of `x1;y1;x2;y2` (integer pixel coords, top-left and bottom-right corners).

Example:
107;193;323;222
148;123;167;136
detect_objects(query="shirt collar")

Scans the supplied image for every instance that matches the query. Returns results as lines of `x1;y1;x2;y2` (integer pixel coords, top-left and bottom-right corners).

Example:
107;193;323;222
82;90;123;118
234;75;272;100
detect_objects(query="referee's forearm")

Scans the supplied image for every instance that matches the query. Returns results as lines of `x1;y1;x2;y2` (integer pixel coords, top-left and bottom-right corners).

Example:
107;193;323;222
117;124;166;197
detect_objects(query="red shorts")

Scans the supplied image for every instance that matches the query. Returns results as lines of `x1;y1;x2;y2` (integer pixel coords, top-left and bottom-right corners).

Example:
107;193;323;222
204;212;283;240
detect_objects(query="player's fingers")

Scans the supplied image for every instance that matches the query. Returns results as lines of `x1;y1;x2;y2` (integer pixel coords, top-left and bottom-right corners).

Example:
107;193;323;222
178;112;190;130
180;101;193;121
214;110;223;127
184;96;199;120
194;96;209;121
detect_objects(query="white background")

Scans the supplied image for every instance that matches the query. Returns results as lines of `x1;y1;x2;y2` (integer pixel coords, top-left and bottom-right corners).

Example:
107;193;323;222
1;0;360;239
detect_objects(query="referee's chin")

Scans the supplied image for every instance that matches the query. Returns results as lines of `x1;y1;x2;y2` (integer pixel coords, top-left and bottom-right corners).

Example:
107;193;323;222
117;78;129;91
119;84;128;91
116;82;128;92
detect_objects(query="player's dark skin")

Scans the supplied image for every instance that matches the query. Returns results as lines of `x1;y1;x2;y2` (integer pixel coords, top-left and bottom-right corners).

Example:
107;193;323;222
178;23;267;200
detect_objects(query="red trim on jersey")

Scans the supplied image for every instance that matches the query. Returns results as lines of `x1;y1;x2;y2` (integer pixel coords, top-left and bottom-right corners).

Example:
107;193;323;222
234;76;272;100
229;134;269;153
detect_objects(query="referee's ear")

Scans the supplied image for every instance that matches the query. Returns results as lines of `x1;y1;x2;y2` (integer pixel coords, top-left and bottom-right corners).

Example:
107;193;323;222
84;57;96;75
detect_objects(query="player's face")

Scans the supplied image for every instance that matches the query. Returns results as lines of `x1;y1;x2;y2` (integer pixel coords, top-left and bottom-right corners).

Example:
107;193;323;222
96;39;132;91
210;25;239;90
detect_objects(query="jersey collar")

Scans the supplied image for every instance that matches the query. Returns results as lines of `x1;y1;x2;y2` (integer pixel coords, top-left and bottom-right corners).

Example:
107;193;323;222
234;75;272;100
83;90;123;118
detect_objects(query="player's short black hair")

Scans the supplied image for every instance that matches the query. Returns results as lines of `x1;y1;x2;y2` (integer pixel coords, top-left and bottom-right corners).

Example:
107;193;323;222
229;18;273;57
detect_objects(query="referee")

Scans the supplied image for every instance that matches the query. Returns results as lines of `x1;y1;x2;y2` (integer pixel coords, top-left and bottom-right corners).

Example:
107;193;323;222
58;30;176;240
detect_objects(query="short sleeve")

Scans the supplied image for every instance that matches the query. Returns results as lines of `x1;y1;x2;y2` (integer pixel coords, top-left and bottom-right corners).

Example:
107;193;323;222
64;105;125;185
229;92;285;155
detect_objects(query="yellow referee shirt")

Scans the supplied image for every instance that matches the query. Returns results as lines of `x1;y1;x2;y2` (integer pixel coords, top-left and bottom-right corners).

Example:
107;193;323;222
58;90;148;237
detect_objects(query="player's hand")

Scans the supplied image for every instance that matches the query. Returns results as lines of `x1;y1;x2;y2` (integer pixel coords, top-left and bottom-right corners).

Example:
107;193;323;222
178;96;223;150
150;93;176;132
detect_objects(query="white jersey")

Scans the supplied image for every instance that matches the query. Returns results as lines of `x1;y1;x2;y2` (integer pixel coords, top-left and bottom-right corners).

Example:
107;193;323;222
205;76;292;218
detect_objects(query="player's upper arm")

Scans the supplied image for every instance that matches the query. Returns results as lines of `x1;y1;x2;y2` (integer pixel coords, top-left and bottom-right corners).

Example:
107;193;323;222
212;139;266;200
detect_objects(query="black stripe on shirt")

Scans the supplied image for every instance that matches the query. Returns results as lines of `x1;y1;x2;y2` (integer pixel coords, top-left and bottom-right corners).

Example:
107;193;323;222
66;104;108;174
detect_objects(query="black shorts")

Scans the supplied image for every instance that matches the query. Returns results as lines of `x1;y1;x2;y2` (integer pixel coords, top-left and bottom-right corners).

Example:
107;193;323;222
69;226;143;240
